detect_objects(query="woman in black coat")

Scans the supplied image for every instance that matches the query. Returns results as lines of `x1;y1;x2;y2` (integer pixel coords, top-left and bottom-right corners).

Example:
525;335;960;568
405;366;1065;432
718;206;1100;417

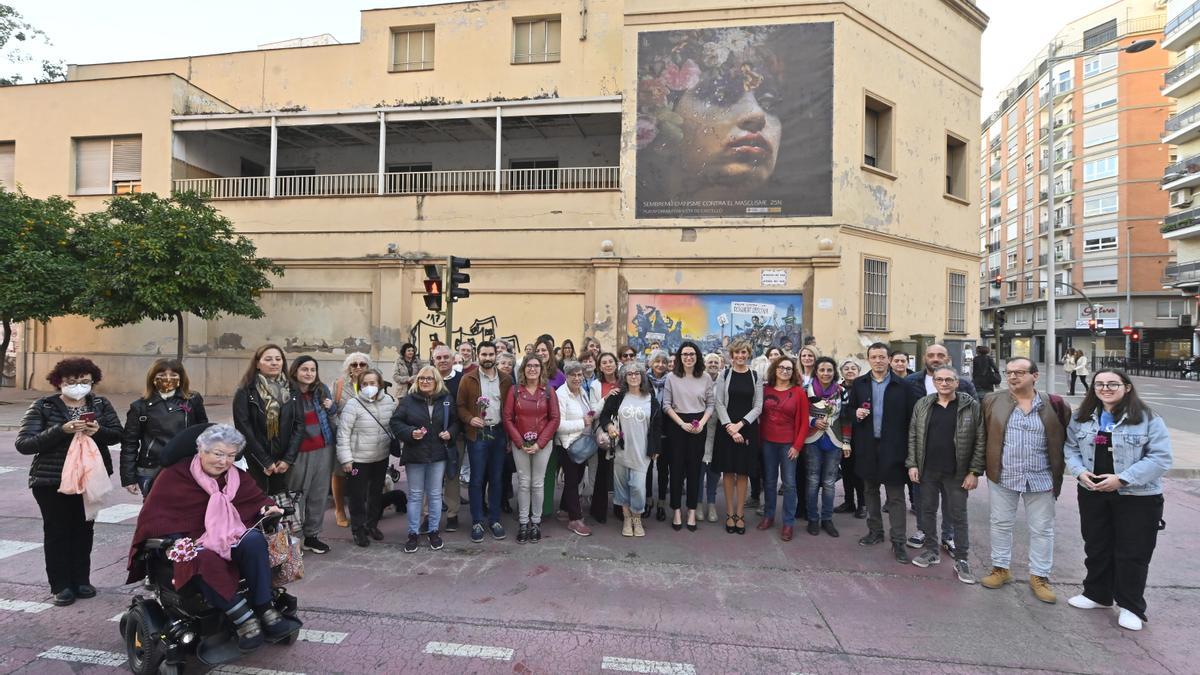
120;358;208;496
390;365;460;551
232;344;304;494
16;358;122;606
971;346;1000;394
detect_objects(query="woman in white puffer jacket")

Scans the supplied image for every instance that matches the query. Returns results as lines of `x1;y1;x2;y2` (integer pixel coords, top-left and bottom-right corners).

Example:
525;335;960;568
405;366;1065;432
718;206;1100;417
336;368;398;547
555;361;601;536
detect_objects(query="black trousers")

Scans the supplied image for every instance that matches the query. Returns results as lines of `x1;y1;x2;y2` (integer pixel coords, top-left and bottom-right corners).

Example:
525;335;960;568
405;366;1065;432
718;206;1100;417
347;459;388;533
792;450;809;520
556;446;587;521
32;486;94;593
645;434;670;503
247;460;290;495
1078;487;1164;621
1069;372;1087;395
840;450;864;507
668;412;705;510
589;449;613;523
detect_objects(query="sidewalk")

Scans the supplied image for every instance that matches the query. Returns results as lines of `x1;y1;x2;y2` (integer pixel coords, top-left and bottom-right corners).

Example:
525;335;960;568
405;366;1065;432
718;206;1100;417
2;387;1197;477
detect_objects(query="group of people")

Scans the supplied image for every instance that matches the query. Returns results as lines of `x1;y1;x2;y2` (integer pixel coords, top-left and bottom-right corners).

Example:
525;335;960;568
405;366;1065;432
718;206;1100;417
15;334;1173;633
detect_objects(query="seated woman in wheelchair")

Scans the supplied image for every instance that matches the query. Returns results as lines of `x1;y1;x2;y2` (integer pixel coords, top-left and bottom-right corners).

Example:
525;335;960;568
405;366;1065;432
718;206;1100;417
127;424;299;652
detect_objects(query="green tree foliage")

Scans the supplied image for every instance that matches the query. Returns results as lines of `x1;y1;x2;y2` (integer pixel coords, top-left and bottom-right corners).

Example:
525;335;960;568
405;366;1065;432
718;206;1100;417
0;188;82;373
0;4;66;86
74;191;283;361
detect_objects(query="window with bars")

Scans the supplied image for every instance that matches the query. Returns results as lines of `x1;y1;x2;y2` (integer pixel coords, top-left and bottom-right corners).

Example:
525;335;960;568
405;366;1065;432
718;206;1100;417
947;272;966;334
862;258;889;331
74;135;141;195
391;27;435;72
513;17;561;64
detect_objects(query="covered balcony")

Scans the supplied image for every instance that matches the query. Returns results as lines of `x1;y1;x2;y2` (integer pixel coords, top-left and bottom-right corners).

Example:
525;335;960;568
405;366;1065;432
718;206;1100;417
171;97;621;200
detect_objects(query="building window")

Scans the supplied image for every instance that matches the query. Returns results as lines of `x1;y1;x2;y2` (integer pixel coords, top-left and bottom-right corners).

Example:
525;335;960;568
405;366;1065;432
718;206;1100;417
1082;264;1118;287
1083;84;1117;113
864;94;894;172
1083;119;1118;147
1035;305;1047;322
0;141;12;189
1083;155;1118;182
1083;227;1119;252
947;271;967;334
1007;163;1018;183
1025;243;1034;265
391;26;434;71
946;134;967;198
74;135;141;195
1006;192;1018;212
1006;249;1018;269
863;257;889;331
513;16;561;64
1006;221;1018;241
1083;51;1117;79
1007;281;1018;298
1082;191;1118;217
1082;18;1118;50
1056;69;1073;94
1157;300;1190;318
1024;213;1033;234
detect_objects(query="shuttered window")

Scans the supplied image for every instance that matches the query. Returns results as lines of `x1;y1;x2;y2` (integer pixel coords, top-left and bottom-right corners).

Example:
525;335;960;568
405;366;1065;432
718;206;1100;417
391;27;434;71
947;272;967;334
863;258;889;331
74;135;141;195
513;17;561;64
0;142;13;190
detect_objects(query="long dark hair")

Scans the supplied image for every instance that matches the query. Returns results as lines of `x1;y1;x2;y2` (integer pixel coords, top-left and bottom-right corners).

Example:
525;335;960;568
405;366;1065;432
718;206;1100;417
1074;368;1149;425
672;340;706;377
598;351;620;385
239;343;287;388
288;355;325;394
143;358;191;401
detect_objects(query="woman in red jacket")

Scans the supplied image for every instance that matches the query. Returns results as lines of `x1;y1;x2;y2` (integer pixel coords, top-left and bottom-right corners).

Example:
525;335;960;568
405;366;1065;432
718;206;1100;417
759;354;809;541
502;355;560;544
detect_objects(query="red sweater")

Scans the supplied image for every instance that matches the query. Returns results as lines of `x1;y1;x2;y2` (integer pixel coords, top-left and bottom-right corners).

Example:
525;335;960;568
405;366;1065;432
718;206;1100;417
760;385;810;449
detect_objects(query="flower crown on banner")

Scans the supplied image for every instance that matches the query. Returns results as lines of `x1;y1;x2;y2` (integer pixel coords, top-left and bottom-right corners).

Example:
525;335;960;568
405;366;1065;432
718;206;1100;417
636;27;782;150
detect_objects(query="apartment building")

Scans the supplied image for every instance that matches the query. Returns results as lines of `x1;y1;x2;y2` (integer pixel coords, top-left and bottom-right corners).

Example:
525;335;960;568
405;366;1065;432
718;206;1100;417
1161;0;1200;357
979;0;1187;364
0;0;988;393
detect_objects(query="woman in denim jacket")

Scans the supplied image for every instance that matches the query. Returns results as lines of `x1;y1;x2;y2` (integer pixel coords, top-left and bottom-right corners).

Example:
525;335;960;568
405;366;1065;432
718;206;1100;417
1064;369;1172;632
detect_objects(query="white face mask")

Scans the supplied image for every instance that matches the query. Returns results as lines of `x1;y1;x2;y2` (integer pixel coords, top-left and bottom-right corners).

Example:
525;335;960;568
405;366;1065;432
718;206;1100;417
62;383;92;400
360;385;379;400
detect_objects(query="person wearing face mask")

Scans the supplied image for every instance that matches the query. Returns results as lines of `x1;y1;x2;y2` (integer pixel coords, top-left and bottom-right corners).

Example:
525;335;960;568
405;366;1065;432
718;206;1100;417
329;352;372;527
17;358;122;607
120;359;209;497
286;355;337;554
336;368;397;548
232;344;305;494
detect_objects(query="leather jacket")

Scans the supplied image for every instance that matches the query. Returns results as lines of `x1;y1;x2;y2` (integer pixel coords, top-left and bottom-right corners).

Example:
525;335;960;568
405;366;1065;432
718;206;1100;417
16;394;120;488
120;392;208;486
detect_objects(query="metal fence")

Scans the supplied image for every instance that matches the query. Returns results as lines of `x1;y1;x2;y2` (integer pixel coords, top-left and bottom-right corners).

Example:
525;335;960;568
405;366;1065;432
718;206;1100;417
1094;356;1200;380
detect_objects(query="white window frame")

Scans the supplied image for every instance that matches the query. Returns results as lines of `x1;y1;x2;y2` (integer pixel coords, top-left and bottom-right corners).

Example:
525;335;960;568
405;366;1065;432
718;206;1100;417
1083;52;1117;79
390;26;435;72
1083;227;1119;252
73;135;142;196
513;16;562;64
1082;191;1118;217
1083;119;1118;147
1083;155;1118;182
1083;84;1118;113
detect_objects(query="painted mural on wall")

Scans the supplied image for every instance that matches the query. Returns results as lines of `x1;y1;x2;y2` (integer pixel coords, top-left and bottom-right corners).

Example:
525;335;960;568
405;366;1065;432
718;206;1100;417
635;23;833;219
625;293;803;357
408;312;521;357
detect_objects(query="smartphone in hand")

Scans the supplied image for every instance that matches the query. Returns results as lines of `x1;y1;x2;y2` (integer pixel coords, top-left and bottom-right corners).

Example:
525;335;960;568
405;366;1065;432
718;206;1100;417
79;412;97;423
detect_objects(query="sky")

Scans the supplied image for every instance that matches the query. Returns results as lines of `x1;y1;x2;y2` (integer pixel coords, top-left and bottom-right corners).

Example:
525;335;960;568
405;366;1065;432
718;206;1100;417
5;0;1127;119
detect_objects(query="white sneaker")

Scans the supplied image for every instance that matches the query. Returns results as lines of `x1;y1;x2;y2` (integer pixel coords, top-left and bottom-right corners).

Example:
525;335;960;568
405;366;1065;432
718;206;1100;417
1068;594;1111;610
1118;607;1143;631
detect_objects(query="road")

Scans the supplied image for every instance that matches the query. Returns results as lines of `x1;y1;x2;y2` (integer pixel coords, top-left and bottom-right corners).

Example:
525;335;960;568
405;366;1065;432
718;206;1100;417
0;372;1198;673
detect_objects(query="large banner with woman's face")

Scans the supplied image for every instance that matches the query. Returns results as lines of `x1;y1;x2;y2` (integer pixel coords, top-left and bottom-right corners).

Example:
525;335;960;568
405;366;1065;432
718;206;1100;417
635;23;833;219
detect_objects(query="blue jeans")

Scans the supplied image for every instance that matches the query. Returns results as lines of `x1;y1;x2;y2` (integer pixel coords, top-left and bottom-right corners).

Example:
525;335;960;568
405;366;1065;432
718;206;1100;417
698;462;719;503
406;461;446;535
805;446;841;522
613;465;648;513
761;441;798;525
468;427;507;526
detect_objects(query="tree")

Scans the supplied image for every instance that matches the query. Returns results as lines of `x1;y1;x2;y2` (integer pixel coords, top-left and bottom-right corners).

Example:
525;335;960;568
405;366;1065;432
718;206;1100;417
74;192;284;362
0;4;66;86
0;188;83;375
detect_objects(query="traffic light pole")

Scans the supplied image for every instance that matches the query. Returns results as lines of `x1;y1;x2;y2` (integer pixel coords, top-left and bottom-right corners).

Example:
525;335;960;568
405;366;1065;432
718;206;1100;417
443;256;454;347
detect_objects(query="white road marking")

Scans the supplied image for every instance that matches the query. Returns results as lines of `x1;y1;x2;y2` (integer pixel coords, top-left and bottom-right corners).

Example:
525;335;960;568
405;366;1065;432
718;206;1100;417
0;466;20;474
38;645;126;667
0;599;52;613
423;641;514;661
602;656;698;674
95;503;142;523
109;612;124;622
212;667;306;675
297;628;348;644
0;540;41;560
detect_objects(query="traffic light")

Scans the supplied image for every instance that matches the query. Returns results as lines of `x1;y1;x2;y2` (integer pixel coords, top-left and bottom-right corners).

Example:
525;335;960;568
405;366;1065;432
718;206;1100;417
423;263;443;312
1131;330;1141;342
991;274;1004;289
448;256;471;302
995;308;1007;327
1087;318;1098;335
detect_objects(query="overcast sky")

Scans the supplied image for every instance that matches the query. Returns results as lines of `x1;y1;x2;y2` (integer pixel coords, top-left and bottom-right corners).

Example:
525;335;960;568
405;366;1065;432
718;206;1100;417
8;0;1125;119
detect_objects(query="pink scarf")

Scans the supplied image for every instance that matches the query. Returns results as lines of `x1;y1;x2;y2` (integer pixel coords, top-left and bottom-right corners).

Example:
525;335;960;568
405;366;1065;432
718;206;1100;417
189;455;247;561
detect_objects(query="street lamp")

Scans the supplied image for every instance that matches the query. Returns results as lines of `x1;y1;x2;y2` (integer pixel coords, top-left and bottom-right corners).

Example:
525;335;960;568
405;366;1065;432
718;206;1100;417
1042;38;1154;394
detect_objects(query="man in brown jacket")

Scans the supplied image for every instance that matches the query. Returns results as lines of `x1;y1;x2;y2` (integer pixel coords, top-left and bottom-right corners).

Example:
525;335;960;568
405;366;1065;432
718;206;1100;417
978;357;1070;604
456;341;513;543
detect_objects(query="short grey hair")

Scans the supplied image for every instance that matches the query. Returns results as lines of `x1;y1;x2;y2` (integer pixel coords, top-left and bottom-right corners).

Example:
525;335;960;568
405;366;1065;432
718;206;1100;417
933;365;958;379
619;360;649;393
197;424;246;454
341;352;372;375
648;349;670;365
562;360;584;376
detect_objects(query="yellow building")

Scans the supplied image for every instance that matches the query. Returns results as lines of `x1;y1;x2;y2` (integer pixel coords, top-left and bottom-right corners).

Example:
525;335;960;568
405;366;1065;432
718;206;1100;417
0;0;988;393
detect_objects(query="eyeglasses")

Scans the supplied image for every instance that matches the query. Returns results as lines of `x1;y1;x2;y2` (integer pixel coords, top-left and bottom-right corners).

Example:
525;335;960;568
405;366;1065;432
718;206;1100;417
620;353;636;359
776;366;794;372
1093;381;1127;391
204;451;238;461
1004;370;1029;378
416;376;435;382
349;362;368;368
933;377;958;384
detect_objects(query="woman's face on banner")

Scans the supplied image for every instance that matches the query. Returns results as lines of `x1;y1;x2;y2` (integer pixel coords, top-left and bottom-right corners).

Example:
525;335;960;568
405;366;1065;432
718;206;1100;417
674;87;781;195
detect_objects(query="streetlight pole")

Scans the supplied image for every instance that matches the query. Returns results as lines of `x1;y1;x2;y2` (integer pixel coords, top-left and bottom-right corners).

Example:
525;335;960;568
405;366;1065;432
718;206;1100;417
1126;224;1133;360
1037;37;1155;395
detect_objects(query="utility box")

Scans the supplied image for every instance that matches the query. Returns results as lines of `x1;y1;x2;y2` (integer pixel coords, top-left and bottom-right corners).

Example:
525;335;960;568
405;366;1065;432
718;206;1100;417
909;334;937;371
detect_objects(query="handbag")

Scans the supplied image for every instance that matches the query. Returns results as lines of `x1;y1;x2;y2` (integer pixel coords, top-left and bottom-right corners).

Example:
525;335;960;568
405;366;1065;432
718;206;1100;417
263;526;304;585
566;433;599;464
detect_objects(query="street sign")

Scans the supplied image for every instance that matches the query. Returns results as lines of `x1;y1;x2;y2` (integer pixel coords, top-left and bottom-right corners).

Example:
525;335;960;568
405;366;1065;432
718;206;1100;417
1122;326;1133;335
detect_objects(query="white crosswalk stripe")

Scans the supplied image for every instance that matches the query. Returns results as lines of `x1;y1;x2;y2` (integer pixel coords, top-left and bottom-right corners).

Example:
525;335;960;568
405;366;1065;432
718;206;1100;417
212;667;306;675
423;640;514;661
297;629;349;644
38;645;126;667
0;599;52;613
0;466;20;475
602;656;698;675
0;539;41;560
95;503;143;523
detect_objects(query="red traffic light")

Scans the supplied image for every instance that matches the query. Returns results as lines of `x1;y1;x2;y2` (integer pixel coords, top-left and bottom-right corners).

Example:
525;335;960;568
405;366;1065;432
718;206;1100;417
423;278;442;294
1131;331;1141;341
1122;325;1133;335
991;274;1003;289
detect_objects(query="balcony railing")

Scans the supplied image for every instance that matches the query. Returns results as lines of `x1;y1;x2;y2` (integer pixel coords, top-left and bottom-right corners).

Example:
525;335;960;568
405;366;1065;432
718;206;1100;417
1163;207;1200;233
989;137;1001;151
1165;100;1200;134
174;167;621;200
1166;0;1200;39
1164;260;1200;284
1165;51;1200;88
1163;152;1200;183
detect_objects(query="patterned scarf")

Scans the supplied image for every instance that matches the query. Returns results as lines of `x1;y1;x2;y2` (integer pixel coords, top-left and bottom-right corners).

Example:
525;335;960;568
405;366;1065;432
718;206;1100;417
255;374;290;441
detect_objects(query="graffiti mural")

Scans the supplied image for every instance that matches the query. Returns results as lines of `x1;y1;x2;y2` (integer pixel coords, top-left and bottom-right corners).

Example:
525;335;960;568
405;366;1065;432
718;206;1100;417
408;311;521;357
626;293;802;357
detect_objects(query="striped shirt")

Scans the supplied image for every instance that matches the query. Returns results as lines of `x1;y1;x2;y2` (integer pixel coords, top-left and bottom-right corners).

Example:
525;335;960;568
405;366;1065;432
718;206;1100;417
998;394;1052;492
